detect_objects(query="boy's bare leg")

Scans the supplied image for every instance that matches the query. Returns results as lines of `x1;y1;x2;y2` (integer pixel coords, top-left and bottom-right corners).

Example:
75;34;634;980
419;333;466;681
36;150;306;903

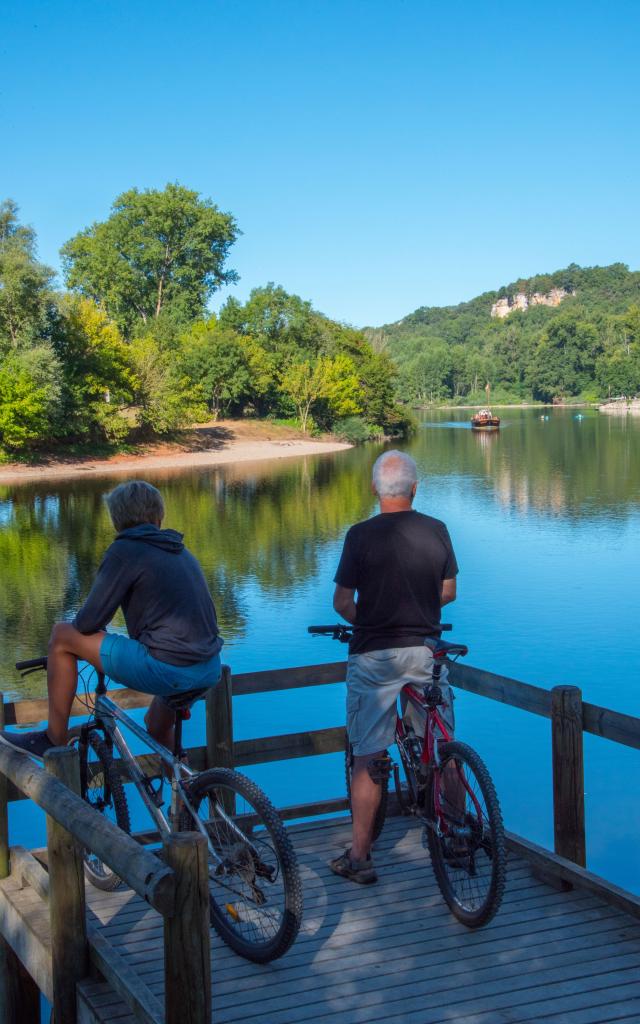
144;699;177;752
47;623;106;745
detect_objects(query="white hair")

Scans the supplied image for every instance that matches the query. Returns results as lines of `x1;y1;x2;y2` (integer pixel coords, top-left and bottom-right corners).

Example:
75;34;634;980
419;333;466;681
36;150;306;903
372;450;418;498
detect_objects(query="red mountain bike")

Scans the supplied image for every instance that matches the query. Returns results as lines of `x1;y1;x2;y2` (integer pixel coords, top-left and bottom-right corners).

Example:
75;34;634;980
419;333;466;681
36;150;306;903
309;625;506;927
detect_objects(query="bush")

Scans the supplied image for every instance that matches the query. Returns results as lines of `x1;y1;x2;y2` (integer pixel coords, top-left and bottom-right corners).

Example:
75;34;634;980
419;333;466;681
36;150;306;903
332;416;377;444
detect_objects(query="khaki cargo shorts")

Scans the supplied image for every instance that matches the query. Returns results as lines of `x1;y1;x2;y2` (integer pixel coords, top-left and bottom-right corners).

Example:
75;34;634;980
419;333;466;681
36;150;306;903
346;645;455;757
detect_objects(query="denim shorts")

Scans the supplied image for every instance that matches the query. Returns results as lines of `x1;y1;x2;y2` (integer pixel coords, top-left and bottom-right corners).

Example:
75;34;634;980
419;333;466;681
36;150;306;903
346;645;455;757
100;633;221;702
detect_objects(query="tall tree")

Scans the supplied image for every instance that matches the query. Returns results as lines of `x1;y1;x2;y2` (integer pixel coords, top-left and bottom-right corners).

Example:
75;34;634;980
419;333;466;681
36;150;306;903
0;200;55;349
61;184;238;335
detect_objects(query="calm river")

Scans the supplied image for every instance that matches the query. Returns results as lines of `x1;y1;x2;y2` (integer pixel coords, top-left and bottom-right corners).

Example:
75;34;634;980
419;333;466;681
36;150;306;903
1;408;639;892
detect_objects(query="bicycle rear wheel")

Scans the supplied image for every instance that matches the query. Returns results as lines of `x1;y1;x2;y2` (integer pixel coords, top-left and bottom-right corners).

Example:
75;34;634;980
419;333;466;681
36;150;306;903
425;741;506;928
68;726;131;891
345;734;388;843
181;768;302;962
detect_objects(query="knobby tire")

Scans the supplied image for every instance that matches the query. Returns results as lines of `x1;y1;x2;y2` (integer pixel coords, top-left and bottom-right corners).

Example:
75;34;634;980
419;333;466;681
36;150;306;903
181;767;303;962
69;726;131;891
426;740;506;927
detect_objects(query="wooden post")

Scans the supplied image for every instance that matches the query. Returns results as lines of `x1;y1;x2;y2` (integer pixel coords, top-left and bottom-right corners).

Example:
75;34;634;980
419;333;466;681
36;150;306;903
163;832;211;1024
551;685;586;867
206;664;233;771
45;747;89;1024
0;696;9;879
0;935;41;1023
206;664;234;813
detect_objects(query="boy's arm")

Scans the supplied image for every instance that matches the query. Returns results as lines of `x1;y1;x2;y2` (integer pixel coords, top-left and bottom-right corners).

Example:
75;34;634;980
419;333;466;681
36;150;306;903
73;548;131;635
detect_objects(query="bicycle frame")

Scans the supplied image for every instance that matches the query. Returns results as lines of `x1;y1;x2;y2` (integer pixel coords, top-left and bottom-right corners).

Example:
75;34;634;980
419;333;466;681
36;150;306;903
396;681;484;833
89;680;255;867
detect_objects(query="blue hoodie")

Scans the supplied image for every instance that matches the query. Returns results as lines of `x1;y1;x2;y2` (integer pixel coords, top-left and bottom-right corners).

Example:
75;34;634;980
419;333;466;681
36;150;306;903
74;524;222;666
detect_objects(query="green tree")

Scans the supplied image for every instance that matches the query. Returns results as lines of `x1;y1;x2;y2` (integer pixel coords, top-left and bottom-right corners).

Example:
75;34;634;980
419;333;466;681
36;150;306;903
61;184;238;335
0;200;55;349
53;298;134;442
0;346;61;451
527;314;600;402
180;321;252;418
130;335;202;434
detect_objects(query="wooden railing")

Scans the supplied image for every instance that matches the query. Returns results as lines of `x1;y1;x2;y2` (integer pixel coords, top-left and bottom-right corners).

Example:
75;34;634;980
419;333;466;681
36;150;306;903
0;656;639;1019
3;658;639;867
0;740;210;1024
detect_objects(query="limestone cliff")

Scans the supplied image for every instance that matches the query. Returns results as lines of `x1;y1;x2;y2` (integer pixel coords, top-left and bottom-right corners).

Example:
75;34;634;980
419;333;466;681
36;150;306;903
491;287;572;319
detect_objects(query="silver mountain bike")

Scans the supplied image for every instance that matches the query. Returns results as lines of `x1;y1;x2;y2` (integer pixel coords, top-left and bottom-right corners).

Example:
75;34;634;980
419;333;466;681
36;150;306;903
16;656;303;963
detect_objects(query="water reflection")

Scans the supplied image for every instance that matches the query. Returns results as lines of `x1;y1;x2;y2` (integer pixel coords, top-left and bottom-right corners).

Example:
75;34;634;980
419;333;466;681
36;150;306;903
413;408;640;520
1;409;639;696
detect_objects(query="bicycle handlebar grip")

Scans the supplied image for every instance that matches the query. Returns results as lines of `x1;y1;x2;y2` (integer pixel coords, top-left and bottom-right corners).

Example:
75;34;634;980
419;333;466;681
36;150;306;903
15;656;48;671
307;625;342;634
439;623;453;631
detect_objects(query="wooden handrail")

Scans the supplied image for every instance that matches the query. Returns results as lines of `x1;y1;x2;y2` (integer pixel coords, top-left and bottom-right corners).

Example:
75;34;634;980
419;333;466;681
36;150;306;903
4;658;638;749
0;742;175;915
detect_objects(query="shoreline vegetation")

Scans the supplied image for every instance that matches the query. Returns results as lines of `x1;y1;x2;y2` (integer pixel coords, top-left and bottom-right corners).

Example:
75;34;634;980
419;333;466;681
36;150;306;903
0;419;352;485
0;188;409;463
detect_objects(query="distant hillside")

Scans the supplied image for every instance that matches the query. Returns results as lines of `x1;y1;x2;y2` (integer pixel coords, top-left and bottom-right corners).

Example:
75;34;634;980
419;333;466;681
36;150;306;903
368;264;640;404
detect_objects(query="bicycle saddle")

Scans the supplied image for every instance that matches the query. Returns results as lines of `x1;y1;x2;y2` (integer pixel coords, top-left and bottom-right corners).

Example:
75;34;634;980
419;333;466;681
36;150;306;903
424;637;469;658
162;686;210;711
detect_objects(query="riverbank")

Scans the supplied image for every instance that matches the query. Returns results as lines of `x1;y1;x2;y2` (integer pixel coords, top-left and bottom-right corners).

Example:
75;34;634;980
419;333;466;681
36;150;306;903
0;420;351;484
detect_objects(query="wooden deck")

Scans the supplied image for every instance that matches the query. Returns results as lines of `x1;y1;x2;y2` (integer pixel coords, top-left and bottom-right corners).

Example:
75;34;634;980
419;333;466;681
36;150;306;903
4;815;638;1024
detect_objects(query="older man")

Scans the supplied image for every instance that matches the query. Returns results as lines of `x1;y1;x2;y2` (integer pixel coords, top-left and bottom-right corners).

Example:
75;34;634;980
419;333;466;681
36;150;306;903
0;480;222;758
330;450;458;883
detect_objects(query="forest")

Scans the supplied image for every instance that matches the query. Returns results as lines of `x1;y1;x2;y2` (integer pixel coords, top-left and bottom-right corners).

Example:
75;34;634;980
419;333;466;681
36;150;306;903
374;263;640;405
0;186;408;458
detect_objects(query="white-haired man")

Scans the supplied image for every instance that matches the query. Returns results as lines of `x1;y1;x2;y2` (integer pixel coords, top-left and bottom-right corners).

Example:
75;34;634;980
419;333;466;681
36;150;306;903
330;450;458;883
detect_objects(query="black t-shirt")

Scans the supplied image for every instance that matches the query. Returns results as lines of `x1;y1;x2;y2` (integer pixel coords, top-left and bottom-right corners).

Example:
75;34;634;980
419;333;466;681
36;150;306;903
334;510;458;655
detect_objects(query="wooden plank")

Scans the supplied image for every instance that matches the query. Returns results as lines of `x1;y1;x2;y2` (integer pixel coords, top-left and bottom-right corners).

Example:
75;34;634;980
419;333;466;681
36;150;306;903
0;741;175;915
206;665;233;770
447;660;553;717
234;725;345;765
582;699;640;750
232;661;346;695
0;878;53;1002
0;932;40;1023
506;830;640;920
9;846;162;1024
87;928;163;1024
551;685;586;867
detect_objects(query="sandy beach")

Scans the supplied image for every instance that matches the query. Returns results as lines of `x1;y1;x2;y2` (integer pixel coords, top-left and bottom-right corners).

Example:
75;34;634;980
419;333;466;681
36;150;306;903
0;420;352;485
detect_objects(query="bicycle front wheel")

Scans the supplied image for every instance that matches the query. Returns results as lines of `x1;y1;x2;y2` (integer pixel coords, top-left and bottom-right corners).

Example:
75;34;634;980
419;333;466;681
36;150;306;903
425;741;506;928
181;768;303;962
68;726;131;891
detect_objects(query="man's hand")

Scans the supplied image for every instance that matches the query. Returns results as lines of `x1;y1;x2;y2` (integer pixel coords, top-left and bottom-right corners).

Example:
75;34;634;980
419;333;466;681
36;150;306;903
441;577;457;607
333;585;357;624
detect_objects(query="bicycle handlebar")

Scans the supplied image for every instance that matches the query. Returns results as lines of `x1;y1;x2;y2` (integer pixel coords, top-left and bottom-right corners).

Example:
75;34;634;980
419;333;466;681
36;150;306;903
308;623;453;640
15;656;48;674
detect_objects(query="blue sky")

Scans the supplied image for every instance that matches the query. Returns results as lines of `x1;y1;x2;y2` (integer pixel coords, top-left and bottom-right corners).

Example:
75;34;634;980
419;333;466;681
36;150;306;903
1;0;639;326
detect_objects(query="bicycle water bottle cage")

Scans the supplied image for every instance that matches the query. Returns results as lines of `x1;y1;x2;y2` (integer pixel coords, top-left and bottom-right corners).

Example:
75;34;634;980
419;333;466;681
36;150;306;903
423;683;444;708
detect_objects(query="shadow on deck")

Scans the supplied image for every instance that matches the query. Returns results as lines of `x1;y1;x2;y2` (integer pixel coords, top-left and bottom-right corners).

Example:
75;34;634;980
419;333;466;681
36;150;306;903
56;815;640;1024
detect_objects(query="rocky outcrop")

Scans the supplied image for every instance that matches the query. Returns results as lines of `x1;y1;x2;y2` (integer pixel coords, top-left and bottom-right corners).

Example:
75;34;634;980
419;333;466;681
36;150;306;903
491;287;571;318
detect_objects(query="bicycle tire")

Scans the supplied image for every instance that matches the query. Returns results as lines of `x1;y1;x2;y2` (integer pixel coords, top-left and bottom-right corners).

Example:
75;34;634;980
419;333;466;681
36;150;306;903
344;734;388;843
68;726;131;891
425;741;506;928
180;767;302;962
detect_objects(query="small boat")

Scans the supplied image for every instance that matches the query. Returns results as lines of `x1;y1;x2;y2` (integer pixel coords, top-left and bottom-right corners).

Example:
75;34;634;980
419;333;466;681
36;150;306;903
471;408;500;430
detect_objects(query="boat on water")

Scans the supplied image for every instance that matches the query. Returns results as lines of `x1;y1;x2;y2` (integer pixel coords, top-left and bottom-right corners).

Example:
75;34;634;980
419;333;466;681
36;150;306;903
471;407;501;430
